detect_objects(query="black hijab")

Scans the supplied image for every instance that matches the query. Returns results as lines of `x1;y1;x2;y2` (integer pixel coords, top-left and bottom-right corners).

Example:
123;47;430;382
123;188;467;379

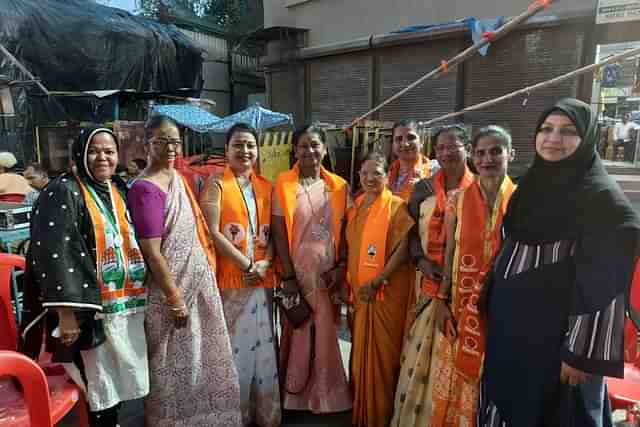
72;126;126;201
503;98;640;245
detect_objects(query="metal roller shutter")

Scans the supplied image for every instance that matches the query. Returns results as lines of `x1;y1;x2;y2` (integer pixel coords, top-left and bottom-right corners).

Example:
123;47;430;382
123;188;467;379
378;39;464;123
270;70;296;120
308;53;371;126
464;24;586;172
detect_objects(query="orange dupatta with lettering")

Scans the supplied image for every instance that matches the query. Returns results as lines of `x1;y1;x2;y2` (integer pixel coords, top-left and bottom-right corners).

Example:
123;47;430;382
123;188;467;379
453;176;515;381
420;167;474;296
347;188;393;301
217;166;274;288
275;163;348;260
388;154;431;201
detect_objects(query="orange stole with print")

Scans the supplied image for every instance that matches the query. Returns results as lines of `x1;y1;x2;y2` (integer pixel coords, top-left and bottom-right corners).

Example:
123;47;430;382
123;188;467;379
453;176;515;381
388;154;431;201
275;163;348;259
181;173;218;272
217;166;274;288
420;168;474;296
347;189;393;301
75;176;144;301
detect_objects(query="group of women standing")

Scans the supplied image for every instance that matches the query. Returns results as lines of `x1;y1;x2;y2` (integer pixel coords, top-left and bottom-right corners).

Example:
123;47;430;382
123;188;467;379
348;97;639;427
16;96;640;427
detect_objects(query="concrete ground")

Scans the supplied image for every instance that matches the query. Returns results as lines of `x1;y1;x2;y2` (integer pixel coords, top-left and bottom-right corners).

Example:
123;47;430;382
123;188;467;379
60;316;354;427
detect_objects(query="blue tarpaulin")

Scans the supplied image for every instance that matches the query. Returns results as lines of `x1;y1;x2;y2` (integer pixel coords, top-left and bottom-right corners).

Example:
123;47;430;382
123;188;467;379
152;104;221;133
393;16;505;56
207;104;293;133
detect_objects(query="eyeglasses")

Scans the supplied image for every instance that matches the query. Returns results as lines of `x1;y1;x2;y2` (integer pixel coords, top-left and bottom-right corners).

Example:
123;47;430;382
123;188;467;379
434;144;464;154
473;146;506;158
149;138;182;146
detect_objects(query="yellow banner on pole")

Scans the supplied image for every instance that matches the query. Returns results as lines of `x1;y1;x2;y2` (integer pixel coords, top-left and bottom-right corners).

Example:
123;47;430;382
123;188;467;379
259;131;292;182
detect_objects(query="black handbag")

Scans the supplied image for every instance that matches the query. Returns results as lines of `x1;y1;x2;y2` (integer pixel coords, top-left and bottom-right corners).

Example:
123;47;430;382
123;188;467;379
274;287;312;329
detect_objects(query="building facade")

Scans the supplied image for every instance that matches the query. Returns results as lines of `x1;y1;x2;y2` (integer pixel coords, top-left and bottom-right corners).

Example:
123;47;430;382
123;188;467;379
258;0;640;170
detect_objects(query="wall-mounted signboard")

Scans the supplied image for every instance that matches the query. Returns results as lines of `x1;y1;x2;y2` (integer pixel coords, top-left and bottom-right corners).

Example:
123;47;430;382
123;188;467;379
597;0;640;24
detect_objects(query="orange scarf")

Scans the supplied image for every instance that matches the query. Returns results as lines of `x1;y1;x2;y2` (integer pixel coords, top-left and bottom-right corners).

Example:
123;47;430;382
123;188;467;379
180;173;218;271
275;163;348;259
388;154;431;201
217;166;274;288
347;189;393;301
75;176;145;303
453;176;516;381
421;167;474;296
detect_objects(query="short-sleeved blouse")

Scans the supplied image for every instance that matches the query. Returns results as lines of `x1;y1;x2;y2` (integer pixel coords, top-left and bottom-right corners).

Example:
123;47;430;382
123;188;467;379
127;180;167;239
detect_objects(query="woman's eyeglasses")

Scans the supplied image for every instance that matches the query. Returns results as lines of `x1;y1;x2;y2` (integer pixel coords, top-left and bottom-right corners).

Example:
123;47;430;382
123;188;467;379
434;144;464;154
150;138;182;146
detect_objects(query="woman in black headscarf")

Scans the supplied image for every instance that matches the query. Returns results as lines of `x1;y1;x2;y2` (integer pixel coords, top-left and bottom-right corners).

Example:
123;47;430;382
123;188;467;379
478;98;640;427
20;127;149;427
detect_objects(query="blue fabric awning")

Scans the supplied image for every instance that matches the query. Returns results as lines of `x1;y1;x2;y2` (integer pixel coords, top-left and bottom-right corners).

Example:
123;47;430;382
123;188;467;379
207;104;293;133
393;16;505;56
152;104;221;133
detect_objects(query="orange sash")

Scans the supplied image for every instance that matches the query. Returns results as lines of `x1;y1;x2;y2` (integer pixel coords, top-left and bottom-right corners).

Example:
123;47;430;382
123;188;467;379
420;167;474;296
453;176;516;381
180;173;218;272
275;163;348;259
347;189;393;301
217;166;274;288
388;154;431;201
75;176;146;304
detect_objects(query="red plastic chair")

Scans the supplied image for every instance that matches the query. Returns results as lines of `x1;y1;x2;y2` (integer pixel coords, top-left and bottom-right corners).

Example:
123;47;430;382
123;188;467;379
0;253;24;351
0;193;25;203
607;259;640;423
0;350;89;426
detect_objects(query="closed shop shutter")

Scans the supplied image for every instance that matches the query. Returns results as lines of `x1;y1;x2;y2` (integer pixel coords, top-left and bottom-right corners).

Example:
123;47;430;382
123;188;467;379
378;38;464;123
270;70;295;121
308;53;371;126
464;23;586;172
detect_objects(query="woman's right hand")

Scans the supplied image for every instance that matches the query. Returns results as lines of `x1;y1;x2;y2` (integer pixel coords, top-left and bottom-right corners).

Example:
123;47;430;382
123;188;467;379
280;278;299;297
433;300;456;341
57;308;81;346
417;258;443;282
166;289;189;329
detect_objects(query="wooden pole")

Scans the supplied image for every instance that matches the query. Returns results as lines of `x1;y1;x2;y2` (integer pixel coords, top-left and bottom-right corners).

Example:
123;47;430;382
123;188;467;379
420;45;640;127
0;42;49;96
350;126;359;187
349;0;553;126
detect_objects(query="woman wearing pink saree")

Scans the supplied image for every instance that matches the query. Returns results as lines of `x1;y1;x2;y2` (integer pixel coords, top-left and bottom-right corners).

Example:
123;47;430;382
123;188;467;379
127;115;241;426
272;125;352;414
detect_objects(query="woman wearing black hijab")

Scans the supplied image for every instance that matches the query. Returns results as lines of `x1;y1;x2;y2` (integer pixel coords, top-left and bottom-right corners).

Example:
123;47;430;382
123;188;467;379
478;99;640;427
20;127;149;427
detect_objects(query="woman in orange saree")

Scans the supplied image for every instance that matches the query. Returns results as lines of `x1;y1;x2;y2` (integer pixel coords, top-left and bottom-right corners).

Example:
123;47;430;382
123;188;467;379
391;126;515;427
347;153;414;427
387;119;439;331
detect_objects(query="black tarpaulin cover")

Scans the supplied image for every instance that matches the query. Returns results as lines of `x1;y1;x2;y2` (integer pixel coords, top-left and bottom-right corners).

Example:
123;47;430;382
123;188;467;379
0;0;204;92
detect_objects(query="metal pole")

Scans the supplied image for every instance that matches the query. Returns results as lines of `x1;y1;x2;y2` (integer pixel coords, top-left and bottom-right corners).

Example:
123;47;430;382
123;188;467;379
421;45;640;127
349;0;553;125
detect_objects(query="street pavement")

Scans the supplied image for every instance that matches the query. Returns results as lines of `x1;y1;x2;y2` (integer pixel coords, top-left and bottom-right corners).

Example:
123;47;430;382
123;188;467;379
61;316;353;427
